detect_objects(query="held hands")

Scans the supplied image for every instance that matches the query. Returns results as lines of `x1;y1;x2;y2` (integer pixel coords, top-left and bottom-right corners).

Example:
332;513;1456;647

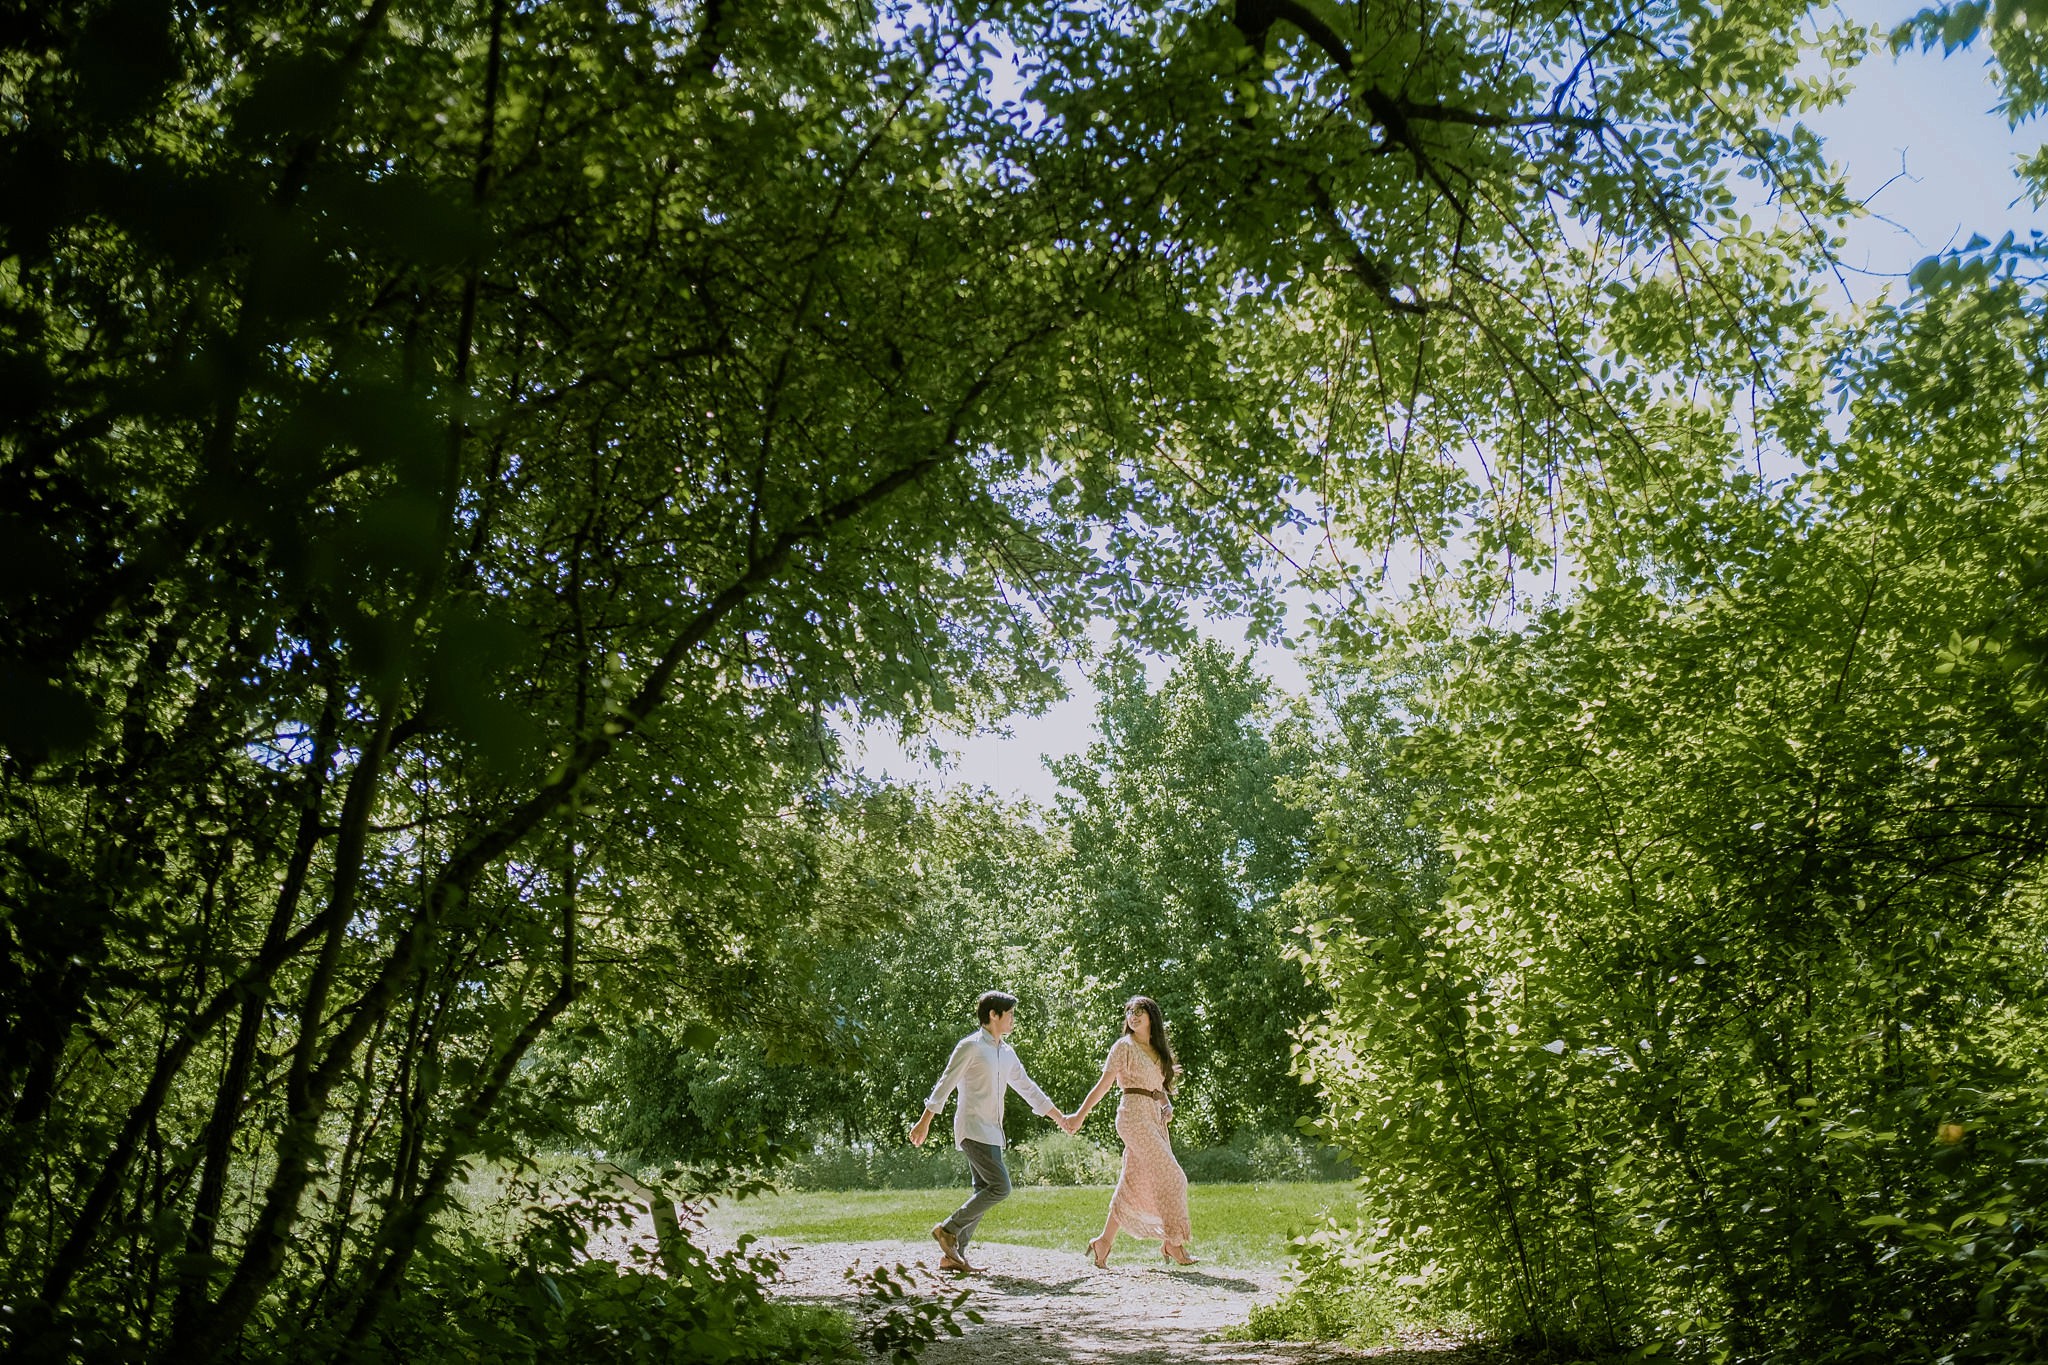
909;1113;932;1147
1057;1110;1084;1135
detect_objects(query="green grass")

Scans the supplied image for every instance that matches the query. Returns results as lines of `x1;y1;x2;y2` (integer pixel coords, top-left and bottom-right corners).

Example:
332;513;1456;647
700;1180;1361;1270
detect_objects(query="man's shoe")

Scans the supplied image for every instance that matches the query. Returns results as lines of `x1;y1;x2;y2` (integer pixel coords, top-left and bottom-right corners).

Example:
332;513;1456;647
938;1253;973;1273
932;1223;962;1262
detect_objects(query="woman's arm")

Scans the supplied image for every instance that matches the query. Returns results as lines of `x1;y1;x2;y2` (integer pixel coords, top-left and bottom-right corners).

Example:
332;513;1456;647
1070;1046;1122;1128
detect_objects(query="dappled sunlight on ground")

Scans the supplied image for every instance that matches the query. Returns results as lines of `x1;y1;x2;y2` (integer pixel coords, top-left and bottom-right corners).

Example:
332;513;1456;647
725;1235;1473;1365
583;1184;1475;1363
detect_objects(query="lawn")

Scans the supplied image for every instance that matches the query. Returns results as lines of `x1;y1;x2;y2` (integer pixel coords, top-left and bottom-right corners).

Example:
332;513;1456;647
699;1181;1362;1270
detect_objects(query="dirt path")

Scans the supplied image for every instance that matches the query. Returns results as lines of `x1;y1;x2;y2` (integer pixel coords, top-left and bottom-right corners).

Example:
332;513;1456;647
711;1234;1474;1365
583;1187;1473;1364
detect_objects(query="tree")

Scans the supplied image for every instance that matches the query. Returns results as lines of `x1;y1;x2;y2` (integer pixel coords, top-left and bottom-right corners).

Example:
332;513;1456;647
589;783;1073;1162
1;0;1862;1355
1292;237;2048;1360
1049;641;1318;1141
0;0;1274;1354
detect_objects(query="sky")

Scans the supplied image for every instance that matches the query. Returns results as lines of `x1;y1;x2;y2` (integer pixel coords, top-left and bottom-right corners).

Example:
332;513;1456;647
849;0;2048;806
1810;0;2047;287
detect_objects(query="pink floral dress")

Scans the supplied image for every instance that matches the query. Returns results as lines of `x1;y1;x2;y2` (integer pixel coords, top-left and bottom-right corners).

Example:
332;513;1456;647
1104;1036;1192;1245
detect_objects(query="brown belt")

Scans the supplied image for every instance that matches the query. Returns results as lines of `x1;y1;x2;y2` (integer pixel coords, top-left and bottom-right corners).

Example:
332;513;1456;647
1122;1087;1168;1102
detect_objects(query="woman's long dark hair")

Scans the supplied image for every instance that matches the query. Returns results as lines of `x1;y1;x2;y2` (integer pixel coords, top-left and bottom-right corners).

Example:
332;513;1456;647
1122;996;1179;1094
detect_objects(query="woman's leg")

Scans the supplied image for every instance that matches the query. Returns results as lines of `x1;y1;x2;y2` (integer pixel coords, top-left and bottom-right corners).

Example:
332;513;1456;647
1088;1211;1119;1266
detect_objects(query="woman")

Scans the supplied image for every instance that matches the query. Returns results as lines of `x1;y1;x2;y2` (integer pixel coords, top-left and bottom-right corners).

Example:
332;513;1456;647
1064;995;1196;1266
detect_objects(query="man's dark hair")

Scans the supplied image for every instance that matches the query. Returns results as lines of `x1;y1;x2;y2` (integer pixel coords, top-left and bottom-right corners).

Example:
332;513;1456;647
976;990;1019;1025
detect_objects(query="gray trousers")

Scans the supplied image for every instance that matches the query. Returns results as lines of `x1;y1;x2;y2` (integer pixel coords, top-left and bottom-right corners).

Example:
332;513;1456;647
940;1139;1012;1254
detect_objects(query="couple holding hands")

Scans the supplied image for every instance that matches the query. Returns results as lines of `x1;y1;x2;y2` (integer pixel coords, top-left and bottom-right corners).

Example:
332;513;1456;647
908;990;1196;1273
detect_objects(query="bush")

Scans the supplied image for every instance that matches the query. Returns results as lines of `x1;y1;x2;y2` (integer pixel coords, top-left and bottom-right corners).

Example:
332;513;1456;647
355;1161;872;1365
1226;1223;1486;1353
774;1126;1354;1190
1224;1234;1401;1348
1181;1129;1357;1184
778;1140;971;1192
377;1245;860;1365
1008;1130;1121;1185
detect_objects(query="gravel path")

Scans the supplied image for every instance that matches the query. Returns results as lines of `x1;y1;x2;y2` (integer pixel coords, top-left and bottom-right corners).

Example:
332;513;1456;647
584;1186;1475;1364
715;1233;1476;1365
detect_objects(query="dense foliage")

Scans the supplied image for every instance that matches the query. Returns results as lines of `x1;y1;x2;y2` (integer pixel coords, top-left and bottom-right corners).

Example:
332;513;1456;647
2;0;1302;1353
3;0;1910;1358
600;643;1322;1164
1047;641;1319;1139
1289;143;2048;1365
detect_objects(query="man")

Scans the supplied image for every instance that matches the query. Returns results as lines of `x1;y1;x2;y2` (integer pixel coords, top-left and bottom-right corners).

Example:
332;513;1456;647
910;990;1076;1273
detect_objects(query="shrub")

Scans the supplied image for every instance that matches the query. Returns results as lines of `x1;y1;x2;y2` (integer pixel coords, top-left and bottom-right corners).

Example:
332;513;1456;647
1224;1234;1401;1348
1181;1129;1356;1184
1008;1130;1121;1186
774;1127;1353;1190
375;1244;860;1365
778;1140;971;1192
345;1162;880;1364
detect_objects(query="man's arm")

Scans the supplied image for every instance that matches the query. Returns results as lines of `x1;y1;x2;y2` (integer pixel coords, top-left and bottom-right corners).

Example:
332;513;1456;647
910;1037;971;1144
1002;1046;1066;1130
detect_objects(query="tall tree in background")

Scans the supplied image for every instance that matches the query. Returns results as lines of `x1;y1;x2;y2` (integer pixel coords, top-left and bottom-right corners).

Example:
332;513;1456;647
1051;642;1317;1141
589;784;1072;1162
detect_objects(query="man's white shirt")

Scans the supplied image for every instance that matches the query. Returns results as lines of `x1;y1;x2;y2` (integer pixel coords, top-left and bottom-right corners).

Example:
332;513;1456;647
924;1027;1058;1149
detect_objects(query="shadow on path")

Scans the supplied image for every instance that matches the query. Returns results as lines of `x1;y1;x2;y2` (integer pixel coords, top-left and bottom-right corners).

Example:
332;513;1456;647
1148;1267;1262;1291
978;1271;1095;1297
721;1237;1476;1365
